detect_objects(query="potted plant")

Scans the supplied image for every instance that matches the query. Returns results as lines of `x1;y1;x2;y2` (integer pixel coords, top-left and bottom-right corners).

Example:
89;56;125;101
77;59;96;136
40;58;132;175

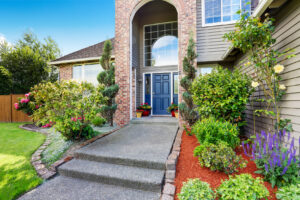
167;103;178;117
137;103;152;116
136;109;143;118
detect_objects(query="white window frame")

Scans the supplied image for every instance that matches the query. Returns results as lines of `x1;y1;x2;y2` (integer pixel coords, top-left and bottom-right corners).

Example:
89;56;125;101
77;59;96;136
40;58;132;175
143;21;178;67
201;0;250;27
72;63;102;84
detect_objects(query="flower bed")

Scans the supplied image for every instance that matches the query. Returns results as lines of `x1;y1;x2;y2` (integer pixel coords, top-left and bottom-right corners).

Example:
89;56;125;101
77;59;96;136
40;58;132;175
174;131;278;200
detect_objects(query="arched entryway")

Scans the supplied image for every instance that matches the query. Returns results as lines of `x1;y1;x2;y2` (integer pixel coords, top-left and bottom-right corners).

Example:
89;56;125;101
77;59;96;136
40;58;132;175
131;0;179;116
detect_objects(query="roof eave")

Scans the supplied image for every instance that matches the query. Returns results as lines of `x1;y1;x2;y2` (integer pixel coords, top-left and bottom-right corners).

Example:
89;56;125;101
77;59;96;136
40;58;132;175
49;55;115;66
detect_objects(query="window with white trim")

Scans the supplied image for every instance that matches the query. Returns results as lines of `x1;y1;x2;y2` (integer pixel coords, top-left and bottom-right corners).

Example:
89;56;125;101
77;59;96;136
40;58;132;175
203;0;251;25
72;64;103;85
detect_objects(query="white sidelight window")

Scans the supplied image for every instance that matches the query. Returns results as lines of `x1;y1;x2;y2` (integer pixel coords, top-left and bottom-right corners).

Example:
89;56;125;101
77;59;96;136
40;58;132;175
203;0;251;26
72;64;103;85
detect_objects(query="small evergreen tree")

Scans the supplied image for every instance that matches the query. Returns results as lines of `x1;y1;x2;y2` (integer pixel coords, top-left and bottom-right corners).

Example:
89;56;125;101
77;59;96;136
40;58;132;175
97;40;119;126
179;37;198;127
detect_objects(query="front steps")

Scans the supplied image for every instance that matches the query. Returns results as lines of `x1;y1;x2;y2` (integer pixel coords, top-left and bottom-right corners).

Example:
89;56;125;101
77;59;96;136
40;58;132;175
19;120;178;200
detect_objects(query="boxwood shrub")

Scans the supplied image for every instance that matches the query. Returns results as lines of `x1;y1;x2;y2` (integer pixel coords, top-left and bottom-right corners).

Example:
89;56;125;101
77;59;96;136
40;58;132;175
194;142;247;174
178;179;215;200
192;117;240;148
217;174;269;200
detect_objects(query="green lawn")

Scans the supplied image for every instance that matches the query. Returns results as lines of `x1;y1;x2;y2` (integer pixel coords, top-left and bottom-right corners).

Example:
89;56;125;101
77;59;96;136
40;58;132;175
0;123;45;200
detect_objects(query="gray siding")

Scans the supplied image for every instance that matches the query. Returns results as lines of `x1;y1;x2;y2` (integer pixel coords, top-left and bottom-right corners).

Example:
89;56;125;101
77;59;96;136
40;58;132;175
196;0;234;62
235;0;300;146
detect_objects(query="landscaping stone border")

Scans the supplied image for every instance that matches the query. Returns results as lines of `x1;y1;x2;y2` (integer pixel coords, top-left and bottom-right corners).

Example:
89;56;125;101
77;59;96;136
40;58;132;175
19;124;120;180
161;127;183;200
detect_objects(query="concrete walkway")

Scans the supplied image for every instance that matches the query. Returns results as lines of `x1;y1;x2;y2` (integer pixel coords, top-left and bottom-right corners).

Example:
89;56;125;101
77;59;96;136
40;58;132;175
19;118;178;200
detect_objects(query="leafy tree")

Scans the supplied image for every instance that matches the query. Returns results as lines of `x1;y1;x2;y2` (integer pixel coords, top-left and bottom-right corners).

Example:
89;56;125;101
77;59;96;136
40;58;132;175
0;66;12;95
179;37;198;127
0;32;61;94
97;40;119;126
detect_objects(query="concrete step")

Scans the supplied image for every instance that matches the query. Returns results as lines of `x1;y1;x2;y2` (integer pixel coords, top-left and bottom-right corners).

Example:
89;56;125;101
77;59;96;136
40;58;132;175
19;176;161;200
75;151;166;170
131;117;178;126
58;159;165;193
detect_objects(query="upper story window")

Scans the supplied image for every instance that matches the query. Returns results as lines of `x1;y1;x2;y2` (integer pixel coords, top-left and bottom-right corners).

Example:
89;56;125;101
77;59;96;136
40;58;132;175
144;22;178;67
73;63;103;85
203;0;251;26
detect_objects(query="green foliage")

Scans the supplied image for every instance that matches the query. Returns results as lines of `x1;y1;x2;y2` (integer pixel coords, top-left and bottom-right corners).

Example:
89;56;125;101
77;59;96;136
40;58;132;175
167;103;178;113
97;40;119;126
192;67;253;127
194;142;247;174
178;179;215;200
224;12;294;132
32;80;105;140
217;174;269;200
192;117;240;148
276;182;300;200
179;36;198;126
91;116;106;127
0;32;61;94
0;66;12;95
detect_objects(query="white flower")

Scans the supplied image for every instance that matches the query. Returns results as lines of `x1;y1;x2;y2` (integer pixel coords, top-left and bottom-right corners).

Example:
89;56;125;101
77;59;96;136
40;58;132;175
279;84;286;90
274;64;284;74
252;81;259;88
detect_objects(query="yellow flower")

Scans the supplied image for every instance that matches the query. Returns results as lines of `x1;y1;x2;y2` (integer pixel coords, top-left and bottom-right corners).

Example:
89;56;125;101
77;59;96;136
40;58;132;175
279;84;286;90
274;64;284;74
252;81;259;88
258;22;263;27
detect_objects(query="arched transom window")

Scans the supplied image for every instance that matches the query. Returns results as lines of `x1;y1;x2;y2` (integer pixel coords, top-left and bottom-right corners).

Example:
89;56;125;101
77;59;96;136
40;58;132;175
144;22;178;67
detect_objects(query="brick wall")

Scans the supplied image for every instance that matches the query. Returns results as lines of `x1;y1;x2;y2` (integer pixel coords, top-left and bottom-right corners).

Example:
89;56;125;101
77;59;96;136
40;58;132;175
115;0;197;127
59;64;73;80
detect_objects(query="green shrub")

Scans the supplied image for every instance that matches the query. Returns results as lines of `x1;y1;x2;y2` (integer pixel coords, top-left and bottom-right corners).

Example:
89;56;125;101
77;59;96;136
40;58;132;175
192;67;252;127
92;116;106;127
32;80;105;140
178;179;215;200
192;117;240;148
276;183;300;200
194;142;247;174
217;174;269;200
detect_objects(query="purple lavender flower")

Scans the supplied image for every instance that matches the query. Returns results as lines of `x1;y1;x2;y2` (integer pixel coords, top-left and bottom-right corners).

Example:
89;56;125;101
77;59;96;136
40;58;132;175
263;142;267;154
281;166;288;175
242;142;248;156
269;159;273;169
288;132;291;142
265;164;269;172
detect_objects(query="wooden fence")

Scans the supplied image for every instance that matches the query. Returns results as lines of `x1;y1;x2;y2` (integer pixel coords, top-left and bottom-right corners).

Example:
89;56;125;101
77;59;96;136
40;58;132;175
0;94;32;122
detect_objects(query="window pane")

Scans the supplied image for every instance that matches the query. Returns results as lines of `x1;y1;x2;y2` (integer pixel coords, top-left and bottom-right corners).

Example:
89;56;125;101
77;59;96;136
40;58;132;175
152;36;178;66
73;65;82;81
201;68;213;74
144;22;178;66
205;0;221;24
84;64;103;85
173;74;179;94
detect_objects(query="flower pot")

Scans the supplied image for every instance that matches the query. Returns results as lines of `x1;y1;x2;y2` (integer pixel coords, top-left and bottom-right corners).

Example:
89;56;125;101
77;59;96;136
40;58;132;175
142;110;150;116
175;111;178;119
171;110;175;117
136;112;143;118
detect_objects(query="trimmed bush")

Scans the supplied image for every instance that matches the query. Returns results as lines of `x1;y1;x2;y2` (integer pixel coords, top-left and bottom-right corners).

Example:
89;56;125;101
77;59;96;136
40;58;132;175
192;117;240;148
178;179;215;200
276;183;300;200
194;142;247;174
217;174;269;200
92;116;106;127
192;67;252;127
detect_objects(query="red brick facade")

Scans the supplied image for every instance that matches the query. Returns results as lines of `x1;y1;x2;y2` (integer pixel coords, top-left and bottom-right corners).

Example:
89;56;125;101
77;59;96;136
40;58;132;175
115;0;197;127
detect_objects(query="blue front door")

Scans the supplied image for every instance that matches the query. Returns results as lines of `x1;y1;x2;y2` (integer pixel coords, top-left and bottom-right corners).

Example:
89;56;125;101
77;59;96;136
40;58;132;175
153;74;171;115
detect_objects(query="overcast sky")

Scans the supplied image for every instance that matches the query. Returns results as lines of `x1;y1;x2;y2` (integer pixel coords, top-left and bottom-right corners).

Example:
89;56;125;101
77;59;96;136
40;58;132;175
0;0;115;56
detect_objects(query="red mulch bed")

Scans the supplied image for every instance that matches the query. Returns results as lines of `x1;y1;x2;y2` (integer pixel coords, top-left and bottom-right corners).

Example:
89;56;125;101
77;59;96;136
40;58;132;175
174;131;277;200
